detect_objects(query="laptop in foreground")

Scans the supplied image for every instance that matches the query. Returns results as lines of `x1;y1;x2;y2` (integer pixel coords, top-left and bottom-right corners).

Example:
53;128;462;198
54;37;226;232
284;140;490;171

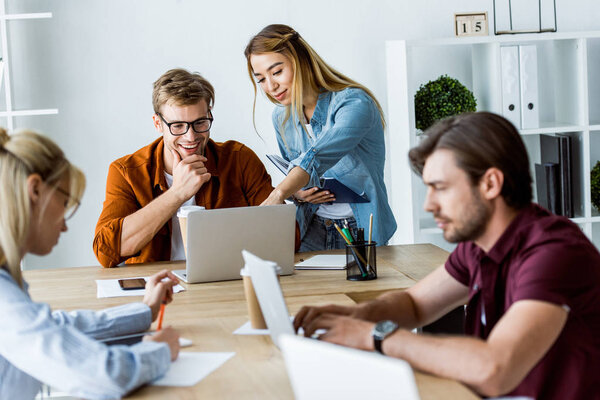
174;204;295;283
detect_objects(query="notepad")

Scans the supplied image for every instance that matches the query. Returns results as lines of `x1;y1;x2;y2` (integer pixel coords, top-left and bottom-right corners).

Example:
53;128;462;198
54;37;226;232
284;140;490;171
266;154;368;203
294;254;347;270
95;277;185;298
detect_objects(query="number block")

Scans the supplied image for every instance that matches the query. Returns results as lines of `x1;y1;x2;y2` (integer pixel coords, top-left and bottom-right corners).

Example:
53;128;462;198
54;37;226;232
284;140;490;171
455;12;489;37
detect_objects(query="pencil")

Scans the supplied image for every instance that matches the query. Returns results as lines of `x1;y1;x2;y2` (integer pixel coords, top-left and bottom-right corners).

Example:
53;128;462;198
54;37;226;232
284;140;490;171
367;213;374;271
334;223;368;277
157;303;166;331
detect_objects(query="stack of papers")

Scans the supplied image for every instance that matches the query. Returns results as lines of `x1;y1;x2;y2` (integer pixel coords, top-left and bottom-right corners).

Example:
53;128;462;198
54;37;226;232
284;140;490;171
151;352;235;387
294;255;346;270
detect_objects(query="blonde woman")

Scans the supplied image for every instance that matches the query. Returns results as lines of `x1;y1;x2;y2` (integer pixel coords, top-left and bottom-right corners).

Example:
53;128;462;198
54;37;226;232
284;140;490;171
245;24;396;251
0;128;180;399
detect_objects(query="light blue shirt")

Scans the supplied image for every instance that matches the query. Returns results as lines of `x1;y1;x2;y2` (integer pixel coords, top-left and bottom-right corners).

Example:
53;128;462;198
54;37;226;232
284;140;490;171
0;269;170;400
273;87;397;244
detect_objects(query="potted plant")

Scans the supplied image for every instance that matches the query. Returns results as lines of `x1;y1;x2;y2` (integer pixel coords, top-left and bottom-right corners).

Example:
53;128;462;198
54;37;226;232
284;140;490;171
591;161;600;211
414;75;477;132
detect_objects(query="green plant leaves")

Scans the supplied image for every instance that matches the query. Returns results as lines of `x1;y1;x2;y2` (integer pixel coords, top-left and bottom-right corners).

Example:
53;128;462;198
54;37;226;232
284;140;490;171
591;161;600;210
414;75;477;131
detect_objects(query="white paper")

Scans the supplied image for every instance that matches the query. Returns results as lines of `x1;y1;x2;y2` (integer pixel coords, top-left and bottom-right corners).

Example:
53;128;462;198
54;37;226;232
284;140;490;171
233;317;316;336
151;352;235;387
294;254;347;270
95;277;185;298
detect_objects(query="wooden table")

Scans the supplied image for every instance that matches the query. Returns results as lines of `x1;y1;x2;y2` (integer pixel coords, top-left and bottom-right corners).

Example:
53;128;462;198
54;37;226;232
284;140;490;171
24;244;479;400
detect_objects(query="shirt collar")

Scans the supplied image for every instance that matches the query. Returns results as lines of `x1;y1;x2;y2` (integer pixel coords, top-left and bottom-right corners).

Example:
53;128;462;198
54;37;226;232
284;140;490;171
309;91;332;126
484;203;536;264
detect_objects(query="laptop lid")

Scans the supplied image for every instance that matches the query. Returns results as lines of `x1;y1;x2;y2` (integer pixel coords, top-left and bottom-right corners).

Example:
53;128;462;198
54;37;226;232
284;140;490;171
279;334;421;400
176;204;295;283
243;250;295;347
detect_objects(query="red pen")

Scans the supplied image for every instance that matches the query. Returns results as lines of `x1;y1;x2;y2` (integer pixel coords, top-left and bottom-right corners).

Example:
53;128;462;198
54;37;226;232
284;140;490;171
157;303;166;330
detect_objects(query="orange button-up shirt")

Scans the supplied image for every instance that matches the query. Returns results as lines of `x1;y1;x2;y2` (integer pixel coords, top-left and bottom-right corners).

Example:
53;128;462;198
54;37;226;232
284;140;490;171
93;137;277;267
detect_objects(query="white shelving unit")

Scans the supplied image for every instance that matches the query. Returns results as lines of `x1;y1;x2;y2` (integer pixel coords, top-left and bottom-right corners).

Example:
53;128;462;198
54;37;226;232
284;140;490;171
385;31;600;250
0;2;57;130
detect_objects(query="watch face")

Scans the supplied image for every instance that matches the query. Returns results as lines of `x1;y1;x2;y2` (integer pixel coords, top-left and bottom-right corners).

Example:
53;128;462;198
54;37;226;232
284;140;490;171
375;320;398;337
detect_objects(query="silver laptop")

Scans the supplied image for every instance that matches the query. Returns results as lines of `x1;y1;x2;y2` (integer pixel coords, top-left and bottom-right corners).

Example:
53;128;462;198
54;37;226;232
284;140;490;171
173;204;295;283
279;335;421;400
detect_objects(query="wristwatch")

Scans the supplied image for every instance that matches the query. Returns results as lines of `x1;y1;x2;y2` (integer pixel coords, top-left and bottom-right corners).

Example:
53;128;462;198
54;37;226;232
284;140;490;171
372;320;399;354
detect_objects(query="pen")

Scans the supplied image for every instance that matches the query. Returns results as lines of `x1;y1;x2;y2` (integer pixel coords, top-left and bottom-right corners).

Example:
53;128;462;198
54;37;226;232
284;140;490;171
366;213;374;274
334;223;368;277
157;302;166;331
342;227;354;242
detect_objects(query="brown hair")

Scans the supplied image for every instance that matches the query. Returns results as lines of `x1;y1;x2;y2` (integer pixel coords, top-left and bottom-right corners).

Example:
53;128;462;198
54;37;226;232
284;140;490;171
152;68;215;113
408;112;532;209
244;24;385;141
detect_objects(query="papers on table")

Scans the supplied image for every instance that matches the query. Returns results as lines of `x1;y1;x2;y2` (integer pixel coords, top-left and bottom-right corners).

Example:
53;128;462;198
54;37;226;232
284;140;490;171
294;254;347;270
95;277;185;298
151;352;235;387
233;320;270;335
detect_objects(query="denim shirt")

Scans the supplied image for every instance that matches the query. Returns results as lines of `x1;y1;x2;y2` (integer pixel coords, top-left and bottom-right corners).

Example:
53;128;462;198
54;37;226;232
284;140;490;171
272;87;397;244
0;269;170;400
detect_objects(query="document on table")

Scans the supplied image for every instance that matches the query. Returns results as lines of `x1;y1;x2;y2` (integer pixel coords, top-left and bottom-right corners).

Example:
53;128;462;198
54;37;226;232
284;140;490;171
151;352;235;387
294;254;347;270
95;277;185;298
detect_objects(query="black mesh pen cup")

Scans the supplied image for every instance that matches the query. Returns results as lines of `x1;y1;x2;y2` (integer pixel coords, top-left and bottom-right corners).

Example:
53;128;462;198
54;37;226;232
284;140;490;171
346;241;377;281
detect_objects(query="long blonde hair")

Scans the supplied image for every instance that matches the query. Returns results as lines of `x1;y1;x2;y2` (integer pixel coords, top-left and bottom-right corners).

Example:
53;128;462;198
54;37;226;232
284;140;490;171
244;24;386;145
0;128;85;287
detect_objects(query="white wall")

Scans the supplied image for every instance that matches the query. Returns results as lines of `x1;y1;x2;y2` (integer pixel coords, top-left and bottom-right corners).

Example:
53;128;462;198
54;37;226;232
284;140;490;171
6;0;599;269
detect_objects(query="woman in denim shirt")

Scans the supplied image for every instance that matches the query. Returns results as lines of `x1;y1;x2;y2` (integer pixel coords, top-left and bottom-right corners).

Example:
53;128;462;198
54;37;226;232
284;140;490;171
245;24;396;251
0;128;180;399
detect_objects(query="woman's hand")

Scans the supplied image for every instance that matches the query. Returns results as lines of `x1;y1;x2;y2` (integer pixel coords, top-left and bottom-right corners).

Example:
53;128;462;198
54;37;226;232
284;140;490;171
142;269;179;321
143;326;180;361
260;188;287;206
294;187;335;204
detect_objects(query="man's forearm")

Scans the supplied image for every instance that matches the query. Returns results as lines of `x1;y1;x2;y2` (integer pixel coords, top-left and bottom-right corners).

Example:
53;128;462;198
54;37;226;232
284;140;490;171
382;330;503;396
359;290;421;328
120;189;183;257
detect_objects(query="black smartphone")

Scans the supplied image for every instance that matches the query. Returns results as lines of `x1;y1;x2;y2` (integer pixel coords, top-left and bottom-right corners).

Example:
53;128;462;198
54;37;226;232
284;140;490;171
118;278;146;290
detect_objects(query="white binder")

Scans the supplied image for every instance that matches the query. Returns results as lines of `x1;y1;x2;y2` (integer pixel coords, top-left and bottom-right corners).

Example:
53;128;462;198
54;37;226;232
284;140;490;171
519;45;540;129
500;46;521;129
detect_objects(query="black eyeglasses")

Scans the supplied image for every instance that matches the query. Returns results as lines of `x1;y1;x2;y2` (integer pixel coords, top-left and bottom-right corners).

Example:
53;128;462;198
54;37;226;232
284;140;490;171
55;186;81;220
157;111;214;136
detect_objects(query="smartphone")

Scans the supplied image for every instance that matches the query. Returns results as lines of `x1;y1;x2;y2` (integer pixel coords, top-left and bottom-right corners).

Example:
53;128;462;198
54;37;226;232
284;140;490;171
118;278;146;290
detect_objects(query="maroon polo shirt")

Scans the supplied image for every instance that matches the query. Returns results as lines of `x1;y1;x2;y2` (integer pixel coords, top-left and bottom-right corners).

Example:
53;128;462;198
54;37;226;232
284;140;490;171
445;204;600;399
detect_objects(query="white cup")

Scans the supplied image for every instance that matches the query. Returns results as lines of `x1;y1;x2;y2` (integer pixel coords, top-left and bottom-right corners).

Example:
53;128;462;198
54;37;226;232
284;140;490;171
176;205;205;257
240;265;282;329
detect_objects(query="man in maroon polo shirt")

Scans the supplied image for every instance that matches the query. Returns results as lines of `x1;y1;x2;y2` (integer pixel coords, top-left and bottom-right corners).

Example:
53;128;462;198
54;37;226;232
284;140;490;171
293;112;600;399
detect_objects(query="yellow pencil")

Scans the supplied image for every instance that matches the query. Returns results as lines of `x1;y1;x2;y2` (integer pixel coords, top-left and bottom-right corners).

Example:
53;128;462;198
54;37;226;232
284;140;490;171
367;213;374;272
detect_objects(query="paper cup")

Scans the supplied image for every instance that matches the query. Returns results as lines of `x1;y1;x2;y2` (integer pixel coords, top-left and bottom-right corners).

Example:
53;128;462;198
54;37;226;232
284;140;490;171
240;265;282;329
176;205;205;257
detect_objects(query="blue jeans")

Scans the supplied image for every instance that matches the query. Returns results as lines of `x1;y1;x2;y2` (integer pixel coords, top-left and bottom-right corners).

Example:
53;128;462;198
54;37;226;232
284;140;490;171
299;215;358;252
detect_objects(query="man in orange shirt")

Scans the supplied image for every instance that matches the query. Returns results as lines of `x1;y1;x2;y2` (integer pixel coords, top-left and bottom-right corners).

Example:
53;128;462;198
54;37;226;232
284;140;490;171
94;69;276;267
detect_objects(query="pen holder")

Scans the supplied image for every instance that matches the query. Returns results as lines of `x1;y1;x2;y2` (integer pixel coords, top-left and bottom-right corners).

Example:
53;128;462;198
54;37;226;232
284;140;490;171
346;241;377;281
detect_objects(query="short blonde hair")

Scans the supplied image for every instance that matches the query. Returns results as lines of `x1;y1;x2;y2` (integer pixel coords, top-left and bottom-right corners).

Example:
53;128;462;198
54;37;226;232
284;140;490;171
152;68;215;113
0;128;85;288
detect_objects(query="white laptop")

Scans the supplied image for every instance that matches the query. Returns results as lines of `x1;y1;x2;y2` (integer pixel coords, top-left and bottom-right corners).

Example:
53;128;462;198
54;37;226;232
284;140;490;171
173;204;296;283
279;335;421;400
243;250;296;347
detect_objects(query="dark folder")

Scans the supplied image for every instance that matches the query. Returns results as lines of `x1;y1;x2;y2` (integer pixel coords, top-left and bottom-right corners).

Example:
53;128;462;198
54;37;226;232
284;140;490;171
540;134;573;217
266;154;369;204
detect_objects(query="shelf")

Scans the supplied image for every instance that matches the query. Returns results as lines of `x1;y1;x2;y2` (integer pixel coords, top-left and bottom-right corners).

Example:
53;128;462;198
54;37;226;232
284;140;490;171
404;31;600;47
519;123;586;136
0;108;58;117
0;12;51;20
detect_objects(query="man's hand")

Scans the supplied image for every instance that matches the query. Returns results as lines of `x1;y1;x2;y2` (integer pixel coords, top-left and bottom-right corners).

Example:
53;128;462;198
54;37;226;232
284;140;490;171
143;326;180;361
294;304;365;333
304;313;375;351
170;149;211;201
143;269;179;321
294;187;336;204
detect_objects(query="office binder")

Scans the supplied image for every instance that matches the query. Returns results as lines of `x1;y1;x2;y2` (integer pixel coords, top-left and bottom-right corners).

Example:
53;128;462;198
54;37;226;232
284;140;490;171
535;162;560;215
500;45;521;129
540;134;573;217
519;45;540;129
266;154;369;203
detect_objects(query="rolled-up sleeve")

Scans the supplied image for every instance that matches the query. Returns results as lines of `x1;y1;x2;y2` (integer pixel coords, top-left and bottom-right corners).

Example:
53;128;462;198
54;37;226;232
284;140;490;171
287;92;377;188
0;273;170;400
93;162;139;268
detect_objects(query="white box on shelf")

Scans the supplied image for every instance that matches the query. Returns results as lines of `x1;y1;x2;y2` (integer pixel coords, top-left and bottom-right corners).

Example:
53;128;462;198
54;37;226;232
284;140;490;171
519;45;540;129
500;45;522;129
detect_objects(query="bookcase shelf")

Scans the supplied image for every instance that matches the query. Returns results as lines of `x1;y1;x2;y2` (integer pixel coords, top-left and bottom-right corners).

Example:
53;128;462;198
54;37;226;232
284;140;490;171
385;31;600;250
